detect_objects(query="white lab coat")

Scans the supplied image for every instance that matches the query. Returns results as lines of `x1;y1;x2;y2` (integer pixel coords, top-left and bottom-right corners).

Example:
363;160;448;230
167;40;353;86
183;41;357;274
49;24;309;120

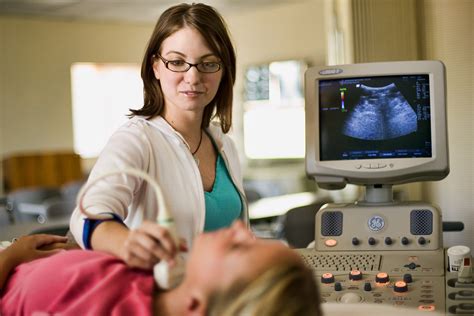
69;116;248;249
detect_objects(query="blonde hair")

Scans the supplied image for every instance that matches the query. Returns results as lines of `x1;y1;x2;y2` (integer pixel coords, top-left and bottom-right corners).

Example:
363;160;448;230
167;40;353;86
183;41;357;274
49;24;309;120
207;262;322;316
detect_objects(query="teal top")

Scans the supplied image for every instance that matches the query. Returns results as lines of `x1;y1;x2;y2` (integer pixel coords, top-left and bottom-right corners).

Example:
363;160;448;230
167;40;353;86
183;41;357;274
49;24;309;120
204;154;242;231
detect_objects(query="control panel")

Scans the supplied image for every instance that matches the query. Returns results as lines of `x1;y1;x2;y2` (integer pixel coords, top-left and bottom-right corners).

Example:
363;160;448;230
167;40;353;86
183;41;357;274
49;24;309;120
297;201;473;315
314;202;441;251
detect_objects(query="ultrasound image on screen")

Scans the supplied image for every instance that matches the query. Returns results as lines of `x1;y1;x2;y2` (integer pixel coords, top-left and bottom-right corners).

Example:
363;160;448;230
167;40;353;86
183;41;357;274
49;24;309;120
319;75;431;161
342;83;417;140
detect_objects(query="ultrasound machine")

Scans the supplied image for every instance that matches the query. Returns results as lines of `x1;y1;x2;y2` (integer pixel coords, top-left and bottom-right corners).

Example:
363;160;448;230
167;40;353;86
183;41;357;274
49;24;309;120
298;60;473;314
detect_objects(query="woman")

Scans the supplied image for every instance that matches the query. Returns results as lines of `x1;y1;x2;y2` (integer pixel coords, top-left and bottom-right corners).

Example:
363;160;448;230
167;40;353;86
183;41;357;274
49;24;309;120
69;3;245;270
0;222;321;315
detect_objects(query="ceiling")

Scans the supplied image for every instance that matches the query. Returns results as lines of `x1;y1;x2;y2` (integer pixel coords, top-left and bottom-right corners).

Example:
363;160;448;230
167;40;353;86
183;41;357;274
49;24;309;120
0;0;299;24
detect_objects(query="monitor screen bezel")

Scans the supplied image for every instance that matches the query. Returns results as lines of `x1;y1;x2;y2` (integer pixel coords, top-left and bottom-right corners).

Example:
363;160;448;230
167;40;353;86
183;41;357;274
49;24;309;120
305;61;449;189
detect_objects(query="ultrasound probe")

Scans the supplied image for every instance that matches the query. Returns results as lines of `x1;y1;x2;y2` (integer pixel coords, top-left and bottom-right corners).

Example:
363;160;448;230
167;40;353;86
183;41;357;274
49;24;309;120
76;168;185;289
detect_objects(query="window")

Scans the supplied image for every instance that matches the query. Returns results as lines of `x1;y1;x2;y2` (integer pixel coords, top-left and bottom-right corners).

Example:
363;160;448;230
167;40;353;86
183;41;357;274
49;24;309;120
70;63;142;158
243;60;307;160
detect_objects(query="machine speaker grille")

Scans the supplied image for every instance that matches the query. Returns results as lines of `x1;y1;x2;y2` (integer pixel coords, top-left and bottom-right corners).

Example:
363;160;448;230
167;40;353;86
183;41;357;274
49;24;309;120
321;211;343;236
410;209;433;235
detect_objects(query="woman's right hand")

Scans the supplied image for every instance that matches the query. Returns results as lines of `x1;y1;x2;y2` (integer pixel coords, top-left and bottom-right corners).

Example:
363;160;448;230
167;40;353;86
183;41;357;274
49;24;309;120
120;220;187;270
3;234;68;267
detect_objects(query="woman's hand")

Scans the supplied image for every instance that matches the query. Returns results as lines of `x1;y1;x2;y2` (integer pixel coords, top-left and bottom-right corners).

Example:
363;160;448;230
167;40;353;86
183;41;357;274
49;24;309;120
4;234;69;267
120;220;187;270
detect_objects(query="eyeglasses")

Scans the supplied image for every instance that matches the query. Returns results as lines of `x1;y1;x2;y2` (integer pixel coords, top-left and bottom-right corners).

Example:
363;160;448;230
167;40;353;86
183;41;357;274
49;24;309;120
155;54;222;73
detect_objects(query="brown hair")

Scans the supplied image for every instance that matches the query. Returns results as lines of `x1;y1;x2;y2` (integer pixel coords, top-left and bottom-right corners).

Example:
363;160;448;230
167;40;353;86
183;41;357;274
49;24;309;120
207;262;322;316
130;3;236;133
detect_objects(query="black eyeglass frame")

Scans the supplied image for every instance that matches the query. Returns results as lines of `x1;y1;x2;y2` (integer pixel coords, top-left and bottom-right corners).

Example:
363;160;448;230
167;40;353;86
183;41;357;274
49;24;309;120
154;54;222;73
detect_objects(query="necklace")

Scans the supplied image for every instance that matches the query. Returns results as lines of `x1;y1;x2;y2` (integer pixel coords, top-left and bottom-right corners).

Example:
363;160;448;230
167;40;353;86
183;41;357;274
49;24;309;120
191;130;203;155
191;130;203;165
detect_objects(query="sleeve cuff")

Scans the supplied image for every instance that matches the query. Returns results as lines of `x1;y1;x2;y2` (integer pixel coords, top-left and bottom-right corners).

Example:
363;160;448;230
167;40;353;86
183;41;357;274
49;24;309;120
82;213;125;250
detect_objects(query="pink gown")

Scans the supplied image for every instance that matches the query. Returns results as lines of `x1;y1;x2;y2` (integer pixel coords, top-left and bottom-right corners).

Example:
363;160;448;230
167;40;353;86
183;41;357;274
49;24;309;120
0;250;154;316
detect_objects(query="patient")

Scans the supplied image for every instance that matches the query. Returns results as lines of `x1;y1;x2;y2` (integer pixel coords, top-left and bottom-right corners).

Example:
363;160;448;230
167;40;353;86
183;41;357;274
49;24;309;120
0;221;321;315
0;234;69;291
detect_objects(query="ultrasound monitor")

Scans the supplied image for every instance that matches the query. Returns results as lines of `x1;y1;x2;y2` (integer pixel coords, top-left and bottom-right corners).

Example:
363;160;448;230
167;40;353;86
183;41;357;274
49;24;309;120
305;61;449;191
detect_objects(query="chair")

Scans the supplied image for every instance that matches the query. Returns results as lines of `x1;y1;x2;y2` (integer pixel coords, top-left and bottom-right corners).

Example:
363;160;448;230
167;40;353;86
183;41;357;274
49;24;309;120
27;200;77;236
0;210;9;227
1;196;11;227
244;188;262;203
44;199;76;220
60;180;85;203
6;187;62;223
281;200;331;248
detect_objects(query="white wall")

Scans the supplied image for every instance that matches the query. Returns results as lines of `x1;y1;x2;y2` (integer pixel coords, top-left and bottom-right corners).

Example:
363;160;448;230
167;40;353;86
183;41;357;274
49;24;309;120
0;0;327;156
0;1;327;196
0;17;154;193
0;17;152;155
225;0;327;191
0;18;5;164
419;0;474;251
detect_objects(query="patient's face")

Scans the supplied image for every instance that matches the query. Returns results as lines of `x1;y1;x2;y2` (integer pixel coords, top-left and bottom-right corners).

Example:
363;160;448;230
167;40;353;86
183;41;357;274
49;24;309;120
187;221;300;293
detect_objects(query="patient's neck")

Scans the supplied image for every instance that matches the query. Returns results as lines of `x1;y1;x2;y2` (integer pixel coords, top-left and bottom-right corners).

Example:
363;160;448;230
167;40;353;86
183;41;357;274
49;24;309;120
153;286;188;315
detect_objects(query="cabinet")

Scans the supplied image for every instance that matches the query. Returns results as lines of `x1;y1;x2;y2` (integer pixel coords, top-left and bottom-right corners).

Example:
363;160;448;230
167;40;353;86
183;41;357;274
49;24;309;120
3;152;83;192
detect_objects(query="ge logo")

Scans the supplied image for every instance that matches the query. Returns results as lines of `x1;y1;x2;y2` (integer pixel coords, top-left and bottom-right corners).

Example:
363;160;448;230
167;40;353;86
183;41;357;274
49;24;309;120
368;216;385;231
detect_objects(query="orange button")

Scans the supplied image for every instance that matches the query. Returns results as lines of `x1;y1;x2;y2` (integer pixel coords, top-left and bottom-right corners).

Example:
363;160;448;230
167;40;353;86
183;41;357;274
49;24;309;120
375;272;390;283
325;239;337;247
321;273;335;284
418;305;435;312
349;270;363;281
394;281;408;293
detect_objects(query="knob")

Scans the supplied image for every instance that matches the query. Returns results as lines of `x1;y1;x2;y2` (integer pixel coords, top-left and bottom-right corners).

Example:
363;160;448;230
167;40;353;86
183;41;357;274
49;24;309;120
375;272;390;283
405;262;418;270
368;237;376;246
384;237;393;245
321;273;335;284
403;273;413;283
418;237;427;245
352;237;360;246
364;282;372;291
334;282;342;291
394;281;408;293
401;237;409;245
349;270;363;281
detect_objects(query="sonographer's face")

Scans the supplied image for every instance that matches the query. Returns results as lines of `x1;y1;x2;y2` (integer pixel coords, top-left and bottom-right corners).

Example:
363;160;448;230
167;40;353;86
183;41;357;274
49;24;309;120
187;221;300;292
152;26;223;116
